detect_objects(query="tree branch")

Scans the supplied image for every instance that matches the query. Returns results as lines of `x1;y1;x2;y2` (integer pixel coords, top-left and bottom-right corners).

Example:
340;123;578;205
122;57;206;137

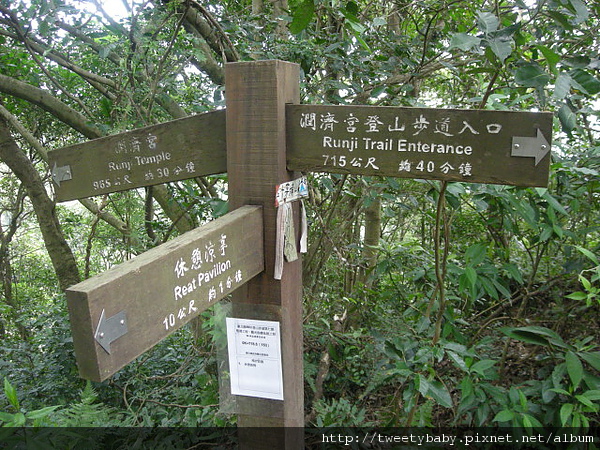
0;104;139;247
0;73;103;139
0;118;80;291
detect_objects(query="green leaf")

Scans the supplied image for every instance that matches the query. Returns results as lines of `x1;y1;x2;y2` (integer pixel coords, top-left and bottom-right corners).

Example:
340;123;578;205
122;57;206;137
548;11;574;31
579;352;600;371
417;374;430;396
501;326;569;348
493;409;515;422
477;12;499;34
558;104;577;133
339;5;369;50
503;262;523;284
515;63;550;89
0;411;15;423
563;55;591;68
502;327;548;346
519;389;528;410
345;18;366;35
443;342;470;356
289;0;314;34
3;378;19;411
566;291;588;301
342;0;358;16
575;246;599;265
581;390;600;401
464;266;478;287
459;376;474;398
560;403;574;425
372;17;387;27
553;73;572;99
538;45;561;74
522;413;543;428
481;276;499;299
566;351;584;389
449;33;481;52
579;274;592;291
491;278;511;299
550;387;571;396
540;225;553;242
417;375;453;408
568;0;589;24
574;394;595;409
486;37;512;63
470;359;496;377
98;44;114;59
12;412;26;426
427;380;454;408
25;405;61;420
447;350;468;372
465;242;487;265
570;69;600;95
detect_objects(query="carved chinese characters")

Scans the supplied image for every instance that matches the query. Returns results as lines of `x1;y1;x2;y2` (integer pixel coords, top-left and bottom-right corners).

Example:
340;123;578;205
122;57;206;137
66;205;264;381
48;110;227;201
287;105;553;187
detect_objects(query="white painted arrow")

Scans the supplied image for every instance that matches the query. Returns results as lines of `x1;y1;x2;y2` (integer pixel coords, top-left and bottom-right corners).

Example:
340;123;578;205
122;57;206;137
94;309;128;354
511;129;550;166
51;162;72;187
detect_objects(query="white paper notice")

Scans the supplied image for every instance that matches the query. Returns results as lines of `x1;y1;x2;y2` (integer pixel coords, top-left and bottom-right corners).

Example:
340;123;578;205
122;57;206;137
225;317;284;401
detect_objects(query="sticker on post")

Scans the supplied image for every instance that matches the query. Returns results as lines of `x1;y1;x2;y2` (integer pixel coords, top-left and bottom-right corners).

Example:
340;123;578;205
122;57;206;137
275;176;308;207
226;317;284;401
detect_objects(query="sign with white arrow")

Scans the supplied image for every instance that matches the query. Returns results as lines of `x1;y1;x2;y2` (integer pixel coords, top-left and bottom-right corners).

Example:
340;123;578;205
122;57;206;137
66;205;264;382
51;162;72;187
94;309;128;354
512;129;551;166
48;110;227;202
286;105;553;187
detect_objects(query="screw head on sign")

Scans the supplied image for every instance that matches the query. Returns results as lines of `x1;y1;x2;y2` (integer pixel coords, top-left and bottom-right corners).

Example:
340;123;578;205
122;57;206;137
514;144;520;149
99;332;105;339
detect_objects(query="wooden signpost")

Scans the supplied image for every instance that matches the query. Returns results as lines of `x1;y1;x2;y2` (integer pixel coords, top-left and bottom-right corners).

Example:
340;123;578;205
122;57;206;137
287;105;552;187
224;62;304;439
51;60;552;446
67;205;263;382
49;110;226;201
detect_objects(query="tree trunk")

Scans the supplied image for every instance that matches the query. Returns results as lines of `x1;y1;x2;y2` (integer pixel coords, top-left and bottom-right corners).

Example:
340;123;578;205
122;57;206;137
252;0;263;15
360;195;381;288
271;0;289;38
0;118;80;291
0;226;12;338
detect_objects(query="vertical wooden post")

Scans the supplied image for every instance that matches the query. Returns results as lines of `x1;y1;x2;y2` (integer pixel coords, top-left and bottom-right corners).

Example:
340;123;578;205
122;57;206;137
225;60;304;444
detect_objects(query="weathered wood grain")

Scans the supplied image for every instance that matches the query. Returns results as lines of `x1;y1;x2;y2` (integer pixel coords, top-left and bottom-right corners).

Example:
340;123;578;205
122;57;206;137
67;205;263;382
287;105;553;187
49;110;227;201
226;60;305;438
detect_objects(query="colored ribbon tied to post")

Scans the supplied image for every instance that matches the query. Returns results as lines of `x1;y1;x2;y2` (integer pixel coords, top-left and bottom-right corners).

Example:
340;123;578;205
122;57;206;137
274;176;309;280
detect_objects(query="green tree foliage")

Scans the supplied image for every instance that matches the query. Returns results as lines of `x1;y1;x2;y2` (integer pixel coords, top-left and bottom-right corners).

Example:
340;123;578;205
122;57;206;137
0;0;599;431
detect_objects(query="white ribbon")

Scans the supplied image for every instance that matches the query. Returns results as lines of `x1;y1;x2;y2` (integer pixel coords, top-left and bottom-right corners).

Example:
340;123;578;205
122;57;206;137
274;203;287;280
274;181;309;280
300;200;308;254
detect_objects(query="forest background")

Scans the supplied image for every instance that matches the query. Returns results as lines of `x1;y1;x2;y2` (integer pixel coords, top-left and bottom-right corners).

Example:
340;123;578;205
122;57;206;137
0;0;599;433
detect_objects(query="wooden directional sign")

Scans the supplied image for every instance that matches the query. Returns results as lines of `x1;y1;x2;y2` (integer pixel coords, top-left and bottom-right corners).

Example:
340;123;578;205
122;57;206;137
56;61;554;446
48;110;227;201
286;105;553;187
66;205;263;382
